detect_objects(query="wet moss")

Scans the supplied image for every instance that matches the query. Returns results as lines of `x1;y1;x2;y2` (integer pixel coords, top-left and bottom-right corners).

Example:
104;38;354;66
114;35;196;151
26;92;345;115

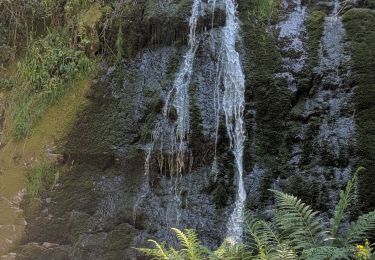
359;0;375;9
239;5;289;173
104;223;136;257
306;10;326;70
343;8;375;212
189;83;213;168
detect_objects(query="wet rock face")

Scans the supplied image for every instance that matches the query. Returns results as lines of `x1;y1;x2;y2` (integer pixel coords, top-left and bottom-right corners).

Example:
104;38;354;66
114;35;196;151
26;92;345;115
106;0;226;57
12;0;375;259
16;21;234;257
240;0;362;214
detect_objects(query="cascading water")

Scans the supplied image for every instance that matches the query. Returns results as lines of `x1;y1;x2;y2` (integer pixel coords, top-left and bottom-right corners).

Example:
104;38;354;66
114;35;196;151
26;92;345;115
134;0;203;226
138;0;248;238
144;0;202;178
221;0;247;243
164;0;201;152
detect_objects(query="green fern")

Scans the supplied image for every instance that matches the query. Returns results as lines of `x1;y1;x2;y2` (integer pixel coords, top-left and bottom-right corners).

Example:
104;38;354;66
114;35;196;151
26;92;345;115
345;210;375;245
171;228;208;260
302;246;351;260
274;243;298;260
210;239;251;260
244;214;280;258
137;229;208;260
271;189;325;250
330;168;363;241
137;239;180;260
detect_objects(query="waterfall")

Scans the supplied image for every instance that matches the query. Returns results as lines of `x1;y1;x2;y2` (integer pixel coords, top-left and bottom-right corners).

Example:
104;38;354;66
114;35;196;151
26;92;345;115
152;0;202;177
136;0;202;226
162;0;201;177
164;0;201;142
222;0;247;243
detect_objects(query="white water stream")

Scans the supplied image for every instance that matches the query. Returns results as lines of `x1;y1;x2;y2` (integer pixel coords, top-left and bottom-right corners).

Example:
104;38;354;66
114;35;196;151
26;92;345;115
222;0;246;243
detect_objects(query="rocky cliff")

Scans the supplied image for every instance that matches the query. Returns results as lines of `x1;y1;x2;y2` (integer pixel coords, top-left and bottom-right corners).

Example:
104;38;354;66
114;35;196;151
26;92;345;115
0;0;374;259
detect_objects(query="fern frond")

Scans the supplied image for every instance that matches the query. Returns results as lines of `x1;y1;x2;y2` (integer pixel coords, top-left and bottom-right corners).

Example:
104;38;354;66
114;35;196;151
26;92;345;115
330;168;362;241
171;228;207;260
302;246;351;260
275;243;298;260
210;239;251;260
271;189;325;250
345;210;375;244
136;239;171;260
244;213;280;257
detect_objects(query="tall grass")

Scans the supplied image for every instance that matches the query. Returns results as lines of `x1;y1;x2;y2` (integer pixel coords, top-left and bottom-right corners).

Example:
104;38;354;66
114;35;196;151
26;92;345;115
27;162;59;197
250;0;278;24
9;31;95;139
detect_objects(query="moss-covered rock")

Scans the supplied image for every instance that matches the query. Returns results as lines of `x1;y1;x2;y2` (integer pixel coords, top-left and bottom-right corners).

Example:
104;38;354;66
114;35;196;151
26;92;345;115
306;10;326;70
240;7;287;167
343;8;375;212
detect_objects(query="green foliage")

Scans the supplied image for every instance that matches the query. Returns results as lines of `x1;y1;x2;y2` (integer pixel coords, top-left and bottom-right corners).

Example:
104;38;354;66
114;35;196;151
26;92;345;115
140;170;375;260
137;228;208;260
116;24;124;61
345;211;375;245
330;168;361;241
27;162;59;197
172;228;208;260
302;246;351;260
249;0;278;24
9;31;95;139
245;216;299;260
209;239;251;260
245;214;281;258
246;171;375;259
271;189;325;250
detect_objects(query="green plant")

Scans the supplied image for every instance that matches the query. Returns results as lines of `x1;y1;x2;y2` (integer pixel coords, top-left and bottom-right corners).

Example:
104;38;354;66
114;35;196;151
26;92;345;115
9;31;95;139
246;167;375;259
355;240;373;260
115;24;124;61
249;0;278;24
139;168;375;259
27;162;59;197
138;228;209;260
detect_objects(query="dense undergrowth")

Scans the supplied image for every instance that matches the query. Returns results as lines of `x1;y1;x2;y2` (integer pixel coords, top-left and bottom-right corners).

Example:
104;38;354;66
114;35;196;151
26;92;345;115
0;0;104;139
139;169;375;259
0;0;196;139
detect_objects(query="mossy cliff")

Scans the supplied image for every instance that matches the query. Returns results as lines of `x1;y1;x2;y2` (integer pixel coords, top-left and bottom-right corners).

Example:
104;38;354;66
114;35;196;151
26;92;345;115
1;0;375;259
343;8;375;212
